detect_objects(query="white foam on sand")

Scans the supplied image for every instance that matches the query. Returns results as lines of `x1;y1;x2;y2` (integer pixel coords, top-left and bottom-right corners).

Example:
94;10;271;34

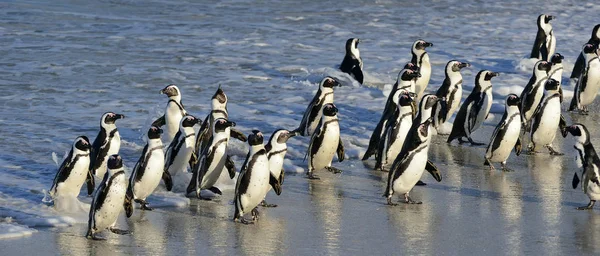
0;222;37;240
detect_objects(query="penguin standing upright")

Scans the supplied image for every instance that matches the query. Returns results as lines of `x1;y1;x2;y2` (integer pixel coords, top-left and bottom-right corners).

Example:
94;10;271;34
384;118;442;205
86;154;133;240
187;118;236;199
295;77;341;137
339;38;363;84
262;129;295;207
562;124;600;210
569;44;600;114
234;130;282;224
86;112;125;195
411;39;433;99
363;67;420;161
49;136;92;199
447;70;498;145
306;103;345;180
163;115;200;190
529;78;567;155
530;14;556;61
548;53;565;102
127;126;165;211
520;60;552;129
432;60;470;133
570;24;600;80
484;94;523;171
152;84;187;143
375;94;414;171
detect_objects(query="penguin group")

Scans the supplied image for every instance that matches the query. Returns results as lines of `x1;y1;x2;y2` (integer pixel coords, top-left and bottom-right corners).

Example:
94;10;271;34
46;15;600;240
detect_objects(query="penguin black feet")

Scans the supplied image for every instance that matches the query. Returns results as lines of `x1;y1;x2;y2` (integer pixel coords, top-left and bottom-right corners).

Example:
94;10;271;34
251;207;260;221
546;145;563;156
500;163;514;172
307;172;320;180
86;230;106;240
404;194;422;204
260;199;278;208
109;227;131;235
415;180;427;186
234;216;254;225
325;166;343;174
386;197;399;206
135;199;153;211
577;200;595;210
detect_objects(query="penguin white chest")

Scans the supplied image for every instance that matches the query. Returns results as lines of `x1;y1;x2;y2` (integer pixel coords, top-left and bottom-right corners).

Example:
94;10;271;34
201;142;228;189
474;91;493;131
134;149;165;200
56;156;91;197
310;122;340;172
531;97;560;146
95;133;121;179
487;114;521;162
585;166;600;201
385;115;413;166
165;102;185;141
448;85;462;120
168;134;196;176
308;94;334;136
241;156;270;210
268;152;285;178
392;144;430;194
415;55;431;96
579;61;600;106
93;175;127;232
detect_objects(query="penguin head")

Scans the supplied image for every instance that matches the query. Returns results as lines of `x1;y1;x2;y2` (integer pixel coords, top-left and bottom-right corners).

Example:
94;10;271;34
447;60;470;73
271;129;295;144
101;112;125;126
537;14;554;29
550;53;564;64
562;124;589;145
506;94;520;107
583;44;596;54
399;69;421;82
74;136;91;151
345;38;360;54
212;85;227;105
321;76;341;89
544;78;560;91
398;93;414;107
322;103;338;117
418;118;433;139
160;84;180;98
592;24;600;41
475;70;498;89
533;60;552;76
213;118;235;132
147;126;163;140
403;62;419;71
248;130;264;146
413;39;433;53
420;94;439;110
181;115;200;128
107;154;123;171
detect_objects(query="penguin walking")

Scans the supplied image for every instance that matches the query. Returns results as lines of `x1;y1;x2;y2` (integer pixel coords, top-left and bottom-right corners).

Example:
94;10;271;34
152;84;187;143
163;115;200;190
295;76;341;137
49;136;93;199
548;53;565;102
529;78;567;155
363;67;420;161
306;103;345;180
187;118;236;199
126;126;165;211
484;94;523;171
568;44;600;114
86;154;133;240
86;112;125;195
234;130;282;224
562;124;600;210
520;60;552;130
261;129;296;207
339;38;363;84
375;94;414;171
447;70;498;145
384;118;442;205
411;39;433;99
432;60;470;133
530;14;555;61
570;24;600;80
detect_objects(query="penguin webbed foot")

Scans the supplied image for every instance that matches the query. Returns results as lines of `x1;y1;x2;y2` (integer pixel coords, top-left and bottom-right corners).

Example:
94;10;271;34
404;194;422;204
415;180;427;186
260;199;277;208
325;166;343;174
546;145;563;156
501;165;514;172
135;199;153;211
251;207;260;221
86;233;106;241
109;227;131;235
576;200;595;210
386;197;398;206
307;172;320;180
235;217;254;225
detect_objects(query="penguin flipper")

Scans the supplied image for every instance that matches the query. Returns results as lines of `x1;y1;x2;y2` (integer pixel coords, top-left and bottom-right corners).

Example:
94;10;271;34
572;172;580;189
336;138;345;162
151;115;166;127
530;29;545;59
279;170;285;185
558;86;564;103
571;53;585;79
363;107;395;160
425;160;442;182
296;93;322;136
559;114;567;132
568;86;579;111
194;114;211;152
86;170;95;196
269;173;282;195
351;61;364;84
123;190;133;218
225;155;236;179
162;170;173;191
230;128;247;142
514;138;522;156
207;186;222;195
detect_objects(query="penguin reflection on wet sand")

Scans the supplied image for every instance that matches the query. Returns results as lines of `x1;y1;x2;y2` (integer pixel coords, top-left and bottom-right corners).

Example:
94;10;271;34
127;126;165;211
530;14;555;61
234;130;282;224
295;77;341;137
49;136;92;200
152;84;187;143
306;103;345;180
528;78;567;155
562;124;600;210
447;70;498;145
568;44;600;115
86;112;125;195
384;118;442;205
339;38;363;84
432;60;470;133
484;94;522;172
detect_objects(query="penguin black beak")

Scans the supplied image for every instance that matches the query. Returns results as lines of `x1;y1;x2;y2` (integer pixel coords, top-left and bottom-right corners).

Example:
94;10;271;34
562;126;574;138
425;42;433;48
334;79;342;87
226;121;236;127
458;62;471;69
157;128;163;134
287;131;297;138
491;72;499;77
115;114;125;119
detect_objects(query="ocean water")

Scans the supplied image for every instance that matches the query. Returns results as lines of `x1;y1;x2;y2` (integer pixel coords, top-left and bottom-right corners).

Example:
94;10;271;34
1;0;600;254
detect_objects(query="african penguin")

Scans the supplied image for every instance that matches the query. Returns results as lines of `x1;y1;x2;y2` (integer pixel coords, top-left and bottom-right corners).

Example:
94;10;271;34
484;94;523;171
340;38;364;84
295;76;341;137
447;70;498;145
163;115;200;190
529;78;567;155
306;103;345;180
152;84;187;143
86;112;124;195
262;129;296;207
187;118;236;199
86;154;133;240
49;136;92;199
519;60;552;130
234;130;282;224
530;14;555;61
432;60;470;133
570;24;600;80
569;44;600;114
384;118;442;205
375;94;414;171
562;124;600;210
548;53;565;102
126;126;165;211
411;39;433;99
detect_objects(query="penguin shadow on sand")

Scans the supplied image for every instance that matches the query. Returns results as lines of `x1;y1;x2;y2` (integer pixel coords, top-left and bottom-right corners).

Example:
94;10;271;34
386;197;439;255
233;215;286;255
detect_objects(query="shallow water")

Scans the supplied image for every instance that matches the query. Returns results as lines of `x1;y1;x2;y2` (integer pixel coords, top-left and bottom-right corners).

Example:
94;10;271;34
1;0;600;254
